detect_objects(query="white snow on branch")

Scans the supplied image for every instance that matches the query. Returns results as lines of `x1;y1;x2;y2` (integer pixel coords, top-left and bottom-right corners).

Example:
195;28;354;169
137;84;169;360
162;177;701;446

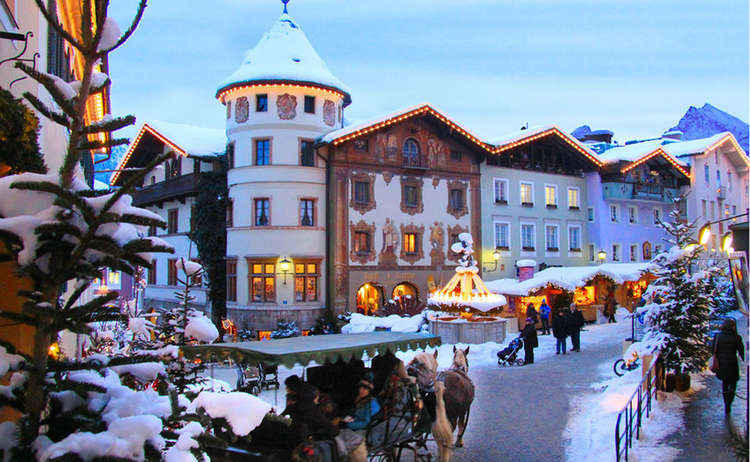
0;345;25;376
97;17;122;52
47;73;76;100
163;421;203;462
110;362;166;382
176;258;202;277
185;312;218;343
188;391;272;436
0;421;18;462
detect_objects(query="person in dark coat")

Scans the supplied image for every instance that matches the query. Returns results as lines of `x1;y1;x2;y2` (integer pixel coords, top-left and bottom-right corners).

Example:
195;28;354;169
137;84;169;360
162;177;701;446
526;303;539;324
567;304;585;352
605;291;617;323
539;299;551;335
552;310;568;354
288;385;340;442
714;318;745;414
521;317;538;364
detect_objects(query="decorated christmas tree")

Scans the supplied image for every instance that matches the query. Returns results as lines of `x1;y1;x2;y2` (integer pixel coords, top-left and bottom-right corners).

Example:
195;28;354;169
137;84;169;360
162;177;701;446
639;207;716;376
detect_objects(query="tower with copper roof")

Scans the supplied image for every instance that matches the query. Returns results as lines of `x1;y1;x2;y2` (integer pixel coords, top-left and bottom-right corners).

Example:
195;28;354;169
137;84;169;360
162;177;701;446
217;2;350;332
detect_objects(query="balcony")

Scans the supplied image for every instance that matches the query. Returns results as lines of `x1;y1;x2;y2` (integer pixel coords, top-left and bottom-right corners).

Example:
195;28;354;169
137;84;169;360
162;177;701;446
603;182;681;203
402;155;428;170
132;173;202;207
717;186;727;200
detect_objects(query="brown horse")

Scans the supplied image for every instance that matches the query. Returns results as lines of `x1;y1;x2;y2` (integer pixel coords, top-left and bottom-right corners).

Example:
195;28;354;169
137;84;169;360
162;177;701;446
437;346;475;448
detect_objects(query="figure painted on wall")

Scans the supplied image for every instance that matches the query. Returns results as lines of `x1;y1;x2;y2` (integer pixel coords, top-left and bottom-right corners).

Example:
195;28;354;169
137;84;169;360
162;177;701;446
430;222;444;249
375;133;398;160
276;93;297;120
383;218;398;254
427;138;443;165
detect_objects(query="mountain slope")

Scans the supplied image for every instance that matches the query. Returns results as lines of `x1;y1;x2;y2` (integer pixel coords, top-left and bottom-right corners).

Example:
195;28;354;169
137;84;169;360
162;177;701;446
668;103;748;154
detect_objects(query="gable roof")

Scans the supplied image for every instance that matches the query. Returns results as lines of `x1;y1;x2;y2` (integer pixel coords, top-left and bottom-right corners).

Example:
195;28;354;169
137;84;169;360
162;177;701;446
597;141;690;178
110;121;226;186
663;132;749;171
490;125;603;167
318;103;494;153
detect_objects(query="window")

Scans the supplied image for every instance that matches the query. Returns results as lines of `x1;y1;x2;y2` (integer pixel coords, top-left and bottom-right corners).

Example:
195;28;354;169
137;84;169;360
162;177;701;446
494;179;508;204
402;139;421;167
300;199;315;226
226;260;237;302
545;225;559;251
733;205;737;215
168;209;178;234
404;185;418;207
701;200;707;218
724;204;730;217
354;181;370;204
653;208;661;224
588;244;595;262
716;169;721;185
168;259;178;286
728;171;732;192
226;200;234;227
254;198;270;226
450;150;462;161
642;242;652;260
545;185;557;208
148;225;156;236
353;231;371;254
250;262;275;303
610;204;619;223
628;206;638;224
704;164;710;184
225;142;235;169
304;95;315;113
611;244;620;262
449;189;464;211
295;262;319;302
300;139;315;166
254;139;270;165
568;226;581;252
403;233;417;254
256;94;267;112
629;244;638;262
521;223;535;251
587;207;595;223
567;187;580;209
494;222;509;249
148;259;157;285
710;201;715;219
354;139;368;152
150;176;155;185
520;182;533;206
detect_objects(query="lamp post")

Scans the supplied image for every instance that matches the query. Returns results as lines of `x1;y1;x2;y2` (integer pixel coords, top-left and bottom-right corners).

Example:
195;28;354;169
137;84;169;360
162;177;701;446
279;257;291;284
486;248;502;272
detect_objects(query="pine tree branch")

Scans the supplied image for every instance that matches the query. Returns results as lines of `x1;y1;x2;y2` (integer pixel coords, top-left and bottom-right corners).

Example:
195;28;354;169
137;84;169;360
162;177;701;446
99;0;148;54
77;137;130;151
31;0;86;54
80;115;136;134
15;62;78;117
20;91;71;128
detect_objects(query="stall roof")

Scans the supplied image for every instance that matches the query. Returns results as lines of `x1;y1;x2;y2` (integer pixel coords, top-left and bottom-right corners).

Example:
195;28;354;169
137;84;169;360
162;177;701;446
485;263;656;296
182;332;441;368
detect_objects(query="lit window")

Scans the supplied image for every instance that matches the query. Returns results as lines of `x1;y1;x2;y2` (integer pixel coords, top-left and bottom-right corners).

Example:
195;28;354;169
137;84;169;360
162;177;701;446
295;262;319;302
545;185;557;207
354;231;370;254
520;183;533;205
403;233;417;254
567;188;580;209
628;206;637;224
250;262;275;303
610;205;619;223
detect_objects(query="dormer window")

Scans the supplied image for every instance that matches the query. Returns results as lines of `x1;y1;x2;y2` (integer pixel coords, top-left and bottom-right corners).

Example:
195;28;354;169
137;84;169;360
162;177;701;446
304;95;315;114
256;94;268;112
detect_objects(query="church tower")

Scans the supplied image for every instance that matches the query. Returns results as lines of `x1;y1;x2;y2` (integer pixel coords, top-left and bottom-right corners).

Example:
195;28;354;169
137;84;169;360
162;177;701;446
216;1;351;334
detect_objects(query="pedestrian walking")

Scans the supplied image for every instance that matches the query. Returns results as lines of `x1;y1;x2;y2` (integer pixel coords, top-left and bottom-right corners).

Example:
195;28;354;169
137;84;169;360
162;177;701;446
539;299;551;335
526;303;539;325
552;310;568;355
606;291;617;323
521;317;538;364
712;318;745;414
568;304;584;352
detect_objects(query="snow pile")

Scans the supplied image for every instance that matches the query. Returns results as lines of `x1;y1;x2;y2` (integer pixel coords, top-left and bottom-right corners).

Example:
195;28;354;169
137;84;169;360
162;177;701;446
341;313;426;334
176;258;202;277
188;391;272;436
40;415;164;462
185;311;219;343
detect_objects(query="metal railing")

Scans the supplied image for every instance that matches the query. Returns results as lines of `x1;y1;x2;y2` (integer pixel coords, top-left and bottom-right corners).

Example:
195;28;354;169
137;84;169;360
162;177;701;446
614;353;660;461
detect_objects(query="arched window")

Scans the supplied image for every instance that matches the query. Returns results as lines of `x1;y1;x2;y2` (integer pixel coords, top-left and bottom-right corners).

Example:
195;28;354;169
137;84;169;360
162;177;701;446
642;241;652;260
356;282;383;315
402;139;421;167
392;282;418;301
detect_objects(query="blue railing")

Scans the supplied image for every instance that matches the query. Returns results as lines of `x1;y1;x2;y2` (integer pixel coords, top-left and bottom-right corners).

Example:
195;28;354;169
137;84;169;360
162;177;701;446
614;353;660;461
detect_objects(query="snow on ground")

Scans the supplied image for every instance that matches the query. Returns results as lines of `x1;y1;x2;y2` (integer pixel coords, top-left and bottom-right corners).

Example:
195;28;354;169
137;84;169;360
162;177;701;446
564;353;705;462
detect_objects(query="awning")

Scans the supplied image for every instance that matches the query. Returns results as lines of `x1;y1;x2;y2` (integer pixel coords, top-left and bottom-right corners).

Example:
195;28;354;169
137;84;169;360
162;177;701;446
182;332;441;368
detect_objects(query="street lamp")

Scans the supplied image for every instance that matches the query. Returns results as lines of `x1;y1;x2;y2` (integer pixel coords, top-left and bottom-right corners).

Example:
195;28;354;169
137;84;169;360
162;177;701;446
721;232;733;253
698;224;711;245
486;248;502;272
279;257;291;284
597;250;607;264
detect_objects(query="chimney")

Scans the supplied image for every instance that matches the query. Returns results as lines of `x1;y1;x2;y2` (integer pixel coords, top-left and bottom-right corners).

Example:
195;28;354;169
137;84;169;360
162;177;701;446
516;259;536;282
662;130;683;141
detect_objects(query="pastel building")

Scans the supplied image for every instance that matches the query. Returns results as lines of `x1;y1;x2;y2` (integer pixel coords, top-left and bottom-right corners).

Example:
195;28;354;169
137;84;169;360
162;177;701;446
480;126;603;278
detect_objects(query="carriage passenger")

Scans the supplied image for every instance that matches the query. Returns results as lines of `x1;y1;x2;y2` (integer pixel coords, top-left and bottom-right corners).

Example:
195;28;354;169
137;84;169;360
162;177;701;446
344;373;381;432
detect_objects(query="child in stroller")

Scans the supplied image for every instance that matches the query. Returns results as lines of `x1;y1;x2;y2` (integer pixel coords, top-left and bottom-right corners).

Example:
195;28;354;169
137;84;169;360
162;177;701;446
497;334;525;367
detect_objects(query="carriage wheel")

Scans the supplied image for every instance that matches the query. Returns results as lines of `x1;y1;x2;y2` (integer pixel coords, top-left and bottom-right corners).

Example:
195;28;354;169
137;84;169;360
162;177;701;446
250;384;261;395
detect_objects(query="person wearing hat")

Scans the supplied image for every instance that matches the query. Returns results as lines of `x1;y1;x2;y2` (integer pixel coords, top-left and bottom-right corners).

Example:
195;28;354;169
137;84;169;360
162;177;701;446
343;372;381;431
521;317;539;365
552;309;568;355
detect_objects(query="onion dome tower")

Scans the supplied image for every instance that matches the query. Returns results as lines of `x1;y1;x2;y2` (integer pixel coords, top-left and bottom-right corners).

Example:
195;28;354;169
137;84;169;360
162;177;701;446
217;1;351;332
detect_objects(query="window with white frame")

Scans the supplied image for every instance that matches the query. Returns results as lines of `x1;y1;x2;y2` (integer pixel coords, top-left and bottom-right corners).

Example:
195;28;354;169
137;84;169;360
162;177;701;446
588;244;595;262
611;243;620;261
568;225;581;252
629;244;638;262
628;206;638;224
587;207;595;222
494;221;510;249
520;182;533;206
521;223;535;251
567;187;580;209
653;207;661;224
494;178;509;203
545;224;559;251
545;185;557;208
610;204;619;223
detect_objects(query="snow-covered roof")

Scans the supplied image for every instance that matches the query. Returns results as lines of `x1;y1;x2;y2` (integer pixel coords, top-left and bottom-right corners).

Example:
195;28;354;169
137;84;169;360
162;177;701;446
661;132;740;157
216;13;351;105
596;140;664;164
485;262;656;296
489;125;602;166
318;103;494;152
146;121;226;157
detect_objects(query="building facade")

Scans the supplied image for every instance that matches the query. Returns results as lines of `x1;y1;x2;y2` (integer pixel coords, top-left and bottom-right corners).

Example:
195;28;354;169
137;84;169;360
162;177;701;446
480;126;602;278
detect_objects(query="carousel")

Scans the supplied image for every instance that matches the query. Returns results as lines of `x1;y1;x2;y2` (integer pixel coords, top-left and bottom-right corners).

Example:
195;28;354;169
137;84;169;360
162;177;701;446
427;233;508;344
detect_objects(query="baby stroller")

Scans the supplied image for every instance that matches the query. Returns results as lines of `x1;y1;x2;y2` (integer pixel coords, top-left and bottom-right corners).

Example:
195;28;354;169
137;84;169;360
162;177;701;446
497;335;524;367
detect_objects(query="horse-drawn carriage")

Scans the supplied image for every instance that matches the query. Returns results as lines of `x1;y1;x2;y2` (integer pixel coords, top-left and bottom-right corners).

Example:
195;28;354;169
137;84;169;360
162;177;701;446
183;332;444;462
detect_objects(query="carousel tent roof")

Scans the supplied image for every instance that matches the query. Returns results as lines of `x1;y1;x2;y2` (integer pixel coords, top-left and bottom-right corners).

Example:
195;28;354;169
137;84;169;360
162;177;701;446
485;262;656;297
182;332;441;368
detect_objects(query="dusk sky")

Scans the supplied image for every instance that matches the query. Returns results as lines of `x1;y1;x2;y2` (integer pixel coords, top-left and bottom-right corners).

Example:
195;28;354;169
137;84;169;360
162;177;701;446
107;0;749;144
